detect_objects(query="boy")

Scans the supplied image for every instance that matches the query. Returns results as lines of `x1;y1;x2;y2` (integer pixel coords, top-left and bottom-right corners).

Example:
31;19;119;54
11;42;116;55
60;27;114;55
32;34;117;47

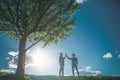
66;53;79;76
59;52;65;76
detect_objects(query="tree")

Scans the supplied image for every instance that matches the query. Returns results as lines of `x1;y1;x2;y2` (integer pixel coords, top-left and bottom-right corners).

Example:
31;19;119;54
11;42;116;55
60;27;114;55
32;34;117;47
0;0;80;80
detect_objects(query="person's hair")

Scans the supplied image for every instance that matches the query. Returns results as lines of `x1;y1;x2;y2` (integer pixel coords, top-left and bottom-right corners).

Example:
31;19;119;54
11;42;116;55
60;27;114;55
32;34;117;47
60;52;62;56
72;53;75;56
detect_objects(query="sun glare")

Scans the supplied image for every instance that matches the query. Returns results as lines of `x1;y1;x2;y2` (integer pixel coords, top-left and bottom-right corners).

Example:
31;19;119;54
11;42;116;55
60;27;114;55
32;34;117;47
31;48;52;69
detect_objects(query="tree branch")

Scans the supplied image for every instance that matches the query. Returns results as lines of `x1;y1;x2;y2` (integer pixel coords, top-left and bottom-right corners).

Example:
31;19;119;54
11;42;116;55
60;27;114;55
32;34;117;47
25;33;48;51
32;2;53;32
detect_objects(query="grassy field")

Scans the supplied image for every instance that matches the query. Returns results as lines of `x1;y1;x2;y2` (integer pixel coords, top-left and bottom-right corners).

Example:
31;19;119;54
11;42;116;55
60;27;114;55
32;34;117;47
0;72;120;80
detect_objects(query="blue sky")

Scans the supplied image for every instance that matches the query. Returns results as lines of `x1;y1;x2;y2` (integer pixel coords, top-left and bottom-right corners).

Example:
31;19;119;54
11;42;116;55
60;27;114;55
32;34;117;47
0;0;120;76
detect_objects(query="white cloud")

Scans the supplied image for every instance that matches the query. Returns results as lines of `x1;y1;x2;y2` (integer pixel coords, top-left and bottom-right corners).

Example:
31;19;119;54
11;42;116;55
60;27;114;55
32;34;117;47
86;66;92;70
103;52;112;59
8;51;18;56
76;0;87;4
0;69;14;73
8;51;18;69
7;51;33;69
95;71;101;75
5;51;35;75
8;56;18;68
78;66;101;76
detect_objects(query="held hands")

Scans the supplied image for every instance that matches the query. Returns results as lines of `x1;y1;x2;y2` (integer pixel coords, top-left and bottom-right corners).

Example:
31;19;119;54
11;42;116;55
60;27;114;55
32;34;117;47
65;53;68;58
63;53;67;59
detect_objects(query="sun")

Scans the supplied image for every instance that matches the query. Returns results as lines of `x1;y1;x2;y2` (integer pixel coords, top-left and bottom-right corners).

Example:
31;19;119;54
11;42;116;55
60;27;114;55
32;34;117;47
31;48;52;69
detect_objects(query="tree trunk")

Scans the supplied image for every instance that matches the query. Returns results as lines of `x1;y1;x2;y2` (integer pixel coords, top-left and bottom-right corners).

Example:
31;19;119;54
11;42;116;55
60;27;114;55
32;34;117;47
15;36;27;80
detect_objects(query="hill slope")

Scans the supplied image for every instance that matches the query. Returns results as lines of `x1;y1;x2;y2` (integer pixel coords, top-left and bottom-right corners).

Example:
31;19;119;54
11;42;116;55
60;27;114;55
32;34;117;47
0;72;120;80
30;76;120;80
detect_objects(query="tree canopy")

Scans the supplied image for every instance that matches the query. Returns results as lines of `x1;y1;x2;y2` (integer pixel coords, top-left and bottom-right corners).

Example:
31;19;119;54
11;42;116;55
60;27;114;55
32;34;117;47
0;0;80;48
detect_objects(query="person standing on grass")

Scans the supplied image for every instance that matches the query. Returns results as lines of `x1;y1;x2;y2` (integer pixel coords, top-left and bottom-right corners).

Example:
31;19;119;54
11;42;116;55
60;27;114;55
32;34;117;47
66;53;79;76
59;52;65;76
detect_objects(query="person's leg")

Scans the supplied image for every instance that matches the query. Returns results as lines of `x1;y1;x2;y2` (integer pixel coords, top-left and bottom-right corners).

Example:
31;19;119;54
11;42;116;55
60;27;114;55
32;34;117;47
75;66;79;76
62;65;64;76
72;65;74;76
59;65;62;76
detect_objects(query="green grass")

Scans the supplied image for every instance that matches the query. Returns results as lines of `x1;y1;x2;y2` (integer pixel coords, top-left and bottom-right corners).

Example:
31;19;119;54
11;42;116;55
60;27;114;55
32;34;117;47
0;72;120;80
